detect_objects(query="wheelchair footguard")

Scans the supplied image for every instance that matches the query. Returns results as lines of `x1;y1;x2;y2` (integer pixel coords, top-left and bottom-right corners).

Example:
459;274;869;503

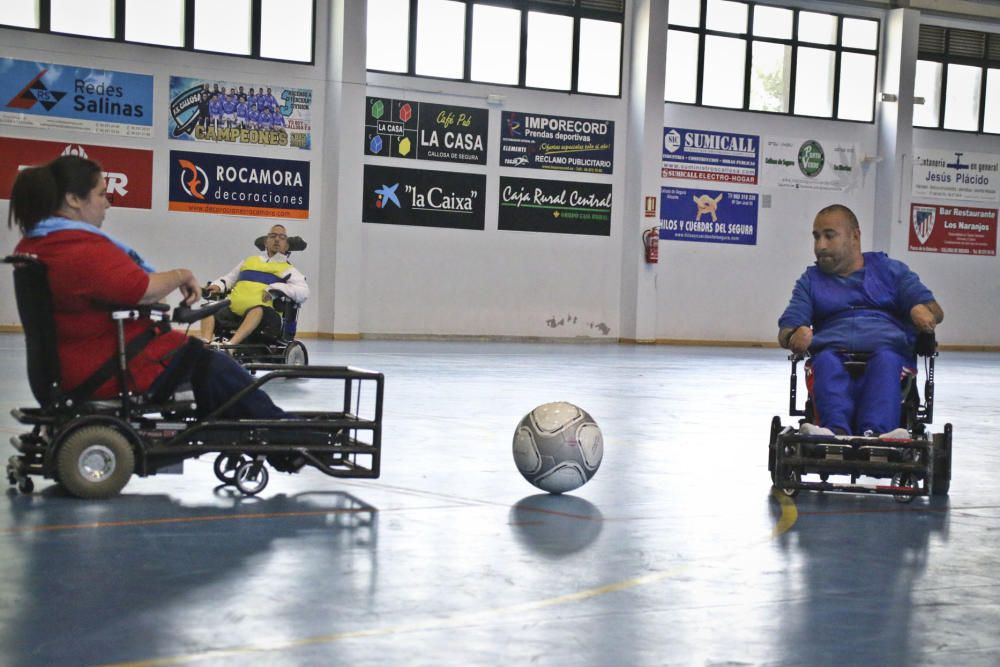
768;418;952;503
7;365;383;498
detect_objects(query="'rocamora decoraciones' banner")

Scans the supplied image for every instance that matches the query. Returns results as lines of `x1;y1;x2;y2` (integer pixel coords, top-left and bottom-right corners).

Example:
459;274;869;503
660;187;758;245
0;136;153;209
662;127;759;184
362;164;486;230
762;137;858;191
498;177;612;236
168;150;310;219
500;111;614;175
364;97;488;165
168;77;312;150
0;57;153;137
909;203;997;256
912;150;1000;204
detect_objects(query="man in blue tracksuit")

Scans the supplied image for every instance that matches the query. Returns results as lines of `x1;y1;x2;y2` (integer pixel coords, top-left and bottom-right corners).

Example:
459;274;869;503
778;204;944;437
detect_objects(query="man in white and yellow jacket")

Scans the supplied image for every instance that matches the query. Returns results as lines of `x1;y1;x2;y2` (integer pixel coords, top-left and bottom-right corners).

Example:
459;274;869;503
201;224;309;345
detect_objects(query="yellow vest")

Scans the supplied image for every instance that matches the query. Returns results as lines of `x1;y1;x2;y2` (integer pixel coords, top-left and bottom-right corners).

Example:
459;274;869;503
229;255;292;316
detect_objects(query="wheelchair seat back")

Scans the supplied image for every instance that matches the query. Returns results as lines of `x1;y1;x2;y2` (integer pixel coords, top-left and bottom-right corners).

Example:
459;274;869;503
6;255;63;408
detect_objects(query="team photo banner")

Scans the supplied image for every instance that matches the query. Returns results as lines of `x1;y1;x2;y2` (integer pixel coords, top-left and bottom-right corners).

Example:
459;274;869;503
662;127;759;184
762;137;857;191
660;186;758;245
909;203;997;256
168;76;312;150
168;150;310;219
912;150;1000;203
500;111;614;175
0;57;152;137
0;136;153;209
364;97;488;165
362;164;485;230
498;176;613;236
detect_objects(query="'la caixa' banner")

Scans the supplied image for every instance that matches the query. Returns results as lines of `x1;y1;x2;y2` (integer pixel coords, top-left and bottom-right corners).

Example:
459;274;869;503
168;150;310;219
660;186;758;245
364;97;488;165
498;177;612;236
362;164;486;230
0;136;152;209
0;57;153;137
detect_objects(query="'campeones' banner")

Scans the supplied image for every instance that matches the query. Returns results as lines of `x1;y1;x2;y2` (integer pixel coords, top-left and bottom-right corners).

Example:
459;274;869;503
0;136;152;209
168;76;312;150
168;150;310;219
0;57;152;137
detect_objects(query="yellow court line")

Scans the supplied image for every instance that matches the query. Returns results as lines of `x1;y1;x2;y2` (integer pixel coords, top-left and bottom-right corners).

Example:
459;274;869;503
101;492;799;667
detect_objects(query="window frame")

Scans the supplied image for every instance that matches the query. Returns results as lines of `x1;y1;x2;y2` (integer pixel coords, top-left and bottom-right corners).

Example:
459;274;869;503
366;0;627;99
666;1;880;124
0;0;317;65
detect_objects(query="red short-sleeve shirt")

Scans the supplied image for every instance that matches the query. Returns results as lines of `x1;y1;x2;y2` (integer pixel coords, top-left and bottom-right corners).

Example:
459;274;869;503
15;230;188;398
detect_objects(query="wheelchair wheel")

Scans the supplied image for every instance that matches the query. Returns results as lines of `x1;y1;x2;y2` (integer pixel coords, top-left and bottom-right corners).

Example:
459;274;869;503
235;459;269;496
775;469;800;497
17;477;34;494
891;472;916;504
283;340;308;366
57;426;135;499
931;427;952;496
213;453;251;485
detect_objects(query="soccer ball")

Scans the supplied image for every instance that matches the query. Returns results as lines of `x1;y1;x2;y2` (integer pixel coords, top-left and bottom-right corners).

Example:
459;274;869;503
512;402;603;494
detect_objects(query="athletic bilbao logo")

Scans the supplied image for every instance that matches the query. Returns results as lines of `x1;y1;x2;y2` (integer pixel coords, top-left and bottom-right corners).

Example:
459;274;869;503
177;159;209;200
912;206;935;245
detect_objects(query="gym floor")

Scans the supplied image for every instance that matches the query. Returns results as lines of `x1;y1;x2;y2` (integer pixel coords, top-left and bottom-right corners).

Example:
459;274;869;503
1;334;998;666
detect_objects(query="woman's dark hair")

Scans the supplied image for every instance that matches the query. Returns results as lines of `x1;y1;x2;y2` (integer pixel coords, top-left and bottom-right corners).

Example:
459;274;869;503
7;155;103;234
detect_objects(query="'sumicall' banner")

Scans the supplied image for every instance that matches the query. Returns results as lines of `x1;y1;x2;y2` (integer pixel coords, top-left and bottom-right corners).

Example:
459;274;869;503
498;177;612;236
500;111;614;174
662;127;759;184
364;97;488;165
0;57;152;137
909;203;997;256
660;187;758;245
168;77;312;150
168;150;309;219
0;136;152;209
362;164;485;230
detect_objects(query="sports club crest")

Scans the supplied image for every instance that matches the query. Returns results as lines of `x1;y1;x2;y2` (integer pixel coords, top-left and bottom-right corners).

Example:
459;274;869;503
912;206;936;245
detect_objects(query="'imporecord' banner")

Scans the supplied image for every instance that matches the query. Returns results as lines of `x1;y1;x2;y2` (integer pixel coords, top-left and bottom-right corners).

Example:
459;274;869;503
168;150;309;219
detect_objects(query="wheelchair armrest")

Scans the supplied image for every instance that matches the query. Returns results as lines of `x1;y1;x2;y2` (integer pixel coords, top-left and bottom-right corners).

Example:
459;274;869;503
915;332;938;357
174;298;231;324
109;303;170;321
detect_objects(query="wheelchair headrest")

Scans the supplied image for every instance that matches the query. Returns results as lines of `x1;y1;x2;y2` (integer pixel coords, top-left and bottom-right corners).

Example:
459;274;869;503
254;235;307;252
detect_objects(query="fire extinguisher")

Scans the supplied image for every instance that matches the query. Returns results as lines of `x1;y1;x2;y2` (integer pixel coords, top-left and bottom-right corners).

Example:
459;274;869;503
643;226;659;264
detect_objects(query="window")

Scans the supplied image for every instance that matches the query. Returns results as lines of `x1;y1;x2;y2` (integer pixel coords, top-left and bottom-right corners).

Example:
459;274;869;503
665;1;879;122
915;24;1000;133
0;0;316;64
367;0;626;97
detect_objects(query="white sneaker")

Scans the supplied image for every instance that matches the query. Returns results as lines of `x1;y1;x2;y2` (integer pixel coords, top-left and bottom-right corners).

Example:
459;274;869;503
800;422;835;436
879;427;910;440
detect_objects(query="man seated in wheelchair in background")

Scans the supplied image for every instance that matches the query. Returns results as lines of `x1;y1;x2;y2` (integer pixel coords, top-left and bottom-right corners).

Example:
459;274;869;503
777;204;944;439
201;224;309;347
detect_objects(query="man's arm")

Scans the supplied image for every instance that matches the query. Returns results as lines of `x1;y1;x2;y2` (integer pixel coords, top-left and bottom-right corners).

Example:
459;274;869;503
778;325;813;354
270;265;309;304
142;269;200;306
777;273;813;353
910;300;943;333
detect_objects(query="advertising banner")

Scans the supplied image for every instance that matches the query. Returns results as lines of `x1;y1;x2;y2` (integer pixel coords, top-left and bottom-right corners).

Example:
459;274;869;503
168;150;310;219
0;136;152;209
498;177;612;236
500;111;614;174
168;77;313;150
0;57;153;137
909;203;997;256
660;187;758;245
762;136;857;191
364;97;488;165
662;127;759;184
912;150;1000;203
362;164;485;230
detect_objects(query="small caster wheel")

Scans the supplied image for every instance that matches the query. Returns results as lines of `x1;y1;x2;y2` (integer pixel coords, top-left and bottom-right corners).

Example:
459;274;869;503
17;477;34;494
892;472;916;504
235;459;269;496
213;453;251;485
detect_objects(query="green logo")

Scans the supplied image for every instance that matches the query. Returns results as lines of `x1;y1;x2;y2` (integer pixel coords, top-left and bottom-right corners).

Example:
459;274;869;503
371;99;384;120
797;140;825;177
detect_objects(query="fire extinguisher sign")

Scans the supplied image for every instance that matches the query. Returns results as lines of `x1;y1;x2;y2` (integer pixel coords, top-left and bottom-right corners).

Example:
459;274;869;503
644;196;657;218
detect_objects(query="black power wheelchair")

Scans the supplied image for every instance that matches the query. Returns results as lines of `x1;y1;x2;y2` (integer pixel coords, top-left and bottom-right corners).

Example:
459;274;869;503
205;234;309;367
4;254;384;499
768;334;953;503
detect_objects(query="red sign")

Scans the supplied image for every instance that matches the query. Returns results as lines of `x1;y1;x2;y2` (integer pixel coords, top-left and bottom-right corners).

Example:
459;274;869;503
0;136;153;209
909;203;997;256
644;195;657;218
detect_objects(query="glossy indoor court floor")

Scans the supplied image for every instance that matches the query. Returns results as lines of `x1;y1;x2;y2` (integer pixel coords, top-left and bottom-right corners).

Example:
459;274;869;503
1;334;999;666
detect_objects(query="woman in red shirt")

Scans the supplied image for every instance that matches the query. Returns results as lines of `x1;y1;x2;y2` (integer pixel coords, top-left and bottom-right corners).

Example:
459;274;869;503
8;155;284;419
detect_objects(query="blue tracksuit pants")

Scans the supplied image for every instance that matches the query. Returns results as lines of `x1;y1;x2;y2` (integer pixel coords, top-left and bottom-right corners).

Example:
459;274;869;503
811;347;910;435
